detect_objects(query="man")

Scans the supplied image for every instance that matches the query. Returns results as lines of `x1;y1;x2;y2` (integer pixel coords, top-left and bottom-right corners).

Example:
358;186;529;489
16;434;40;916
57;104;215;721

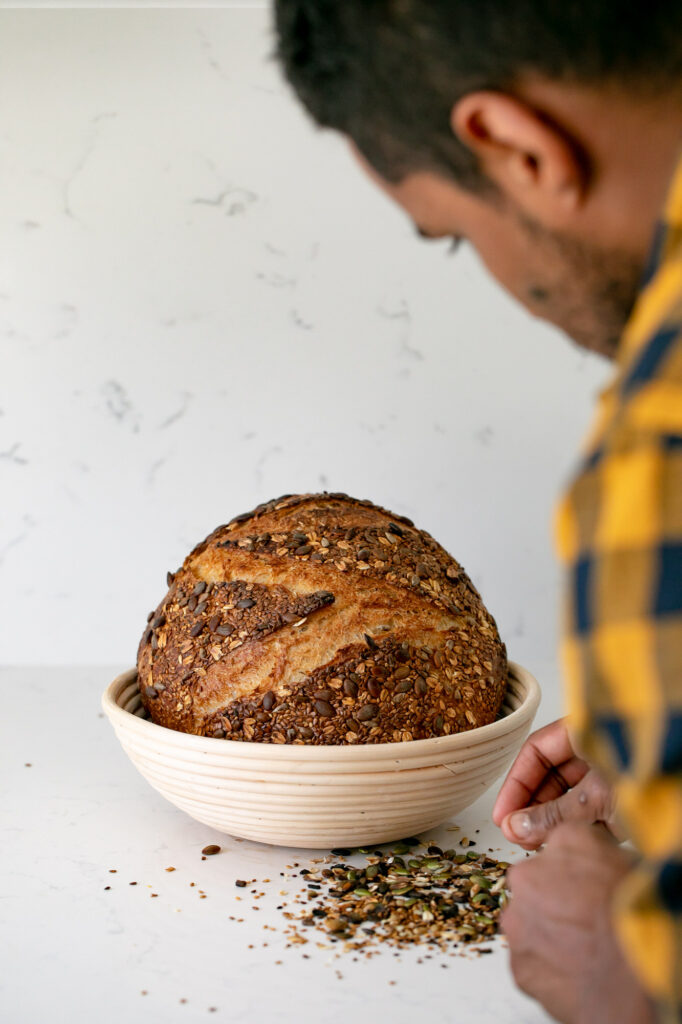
273;2;682;1022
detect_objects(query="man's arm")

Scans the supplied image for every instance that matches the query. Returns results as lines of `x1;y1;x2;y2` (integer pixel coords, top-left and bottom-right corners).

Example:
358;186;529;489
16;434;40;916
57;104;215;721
556;415;682;1020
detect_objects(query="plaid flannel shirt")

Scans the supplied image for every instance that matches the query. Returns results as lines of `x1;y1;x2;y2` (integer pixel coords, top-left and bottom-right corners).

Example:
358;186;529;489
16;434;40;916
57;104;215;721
556;152;682;1021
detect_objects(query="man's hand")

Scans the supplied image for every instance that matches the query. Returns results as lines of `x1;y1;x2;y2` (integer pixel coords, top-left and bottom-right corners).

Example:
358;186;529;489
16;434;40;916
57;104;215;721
502;824;654;1023
493;718;620;849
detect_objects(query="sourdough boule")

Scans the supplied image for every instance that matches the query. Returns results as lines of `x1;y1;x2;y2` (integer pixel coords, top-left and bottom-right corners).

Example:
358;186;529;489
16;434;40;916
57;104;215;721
137;492;507;744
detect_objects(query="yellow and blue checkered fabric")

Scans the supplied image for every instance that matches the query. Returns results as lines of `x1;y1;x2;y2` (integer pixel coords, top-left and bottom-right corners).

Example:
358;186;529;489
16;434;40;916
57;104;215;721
556;153;682;1021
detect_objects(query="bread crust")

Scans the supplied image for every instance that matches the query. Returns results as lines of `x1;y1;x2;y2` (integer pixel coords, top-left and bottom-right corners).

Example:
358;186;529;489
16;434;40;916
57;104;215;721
137;492;507;744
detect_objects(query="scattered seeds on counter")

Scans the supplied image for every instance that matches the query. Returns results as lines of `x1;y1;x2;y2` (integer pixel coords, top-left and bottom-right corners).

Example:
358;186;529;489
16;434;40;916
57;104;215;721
273;838;511;955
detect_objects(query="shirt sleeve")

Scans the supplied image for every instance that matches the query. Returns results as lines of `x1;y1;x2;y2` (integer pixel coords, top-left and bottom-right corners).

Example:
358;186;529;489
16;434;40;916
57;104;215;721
556;418;682;1020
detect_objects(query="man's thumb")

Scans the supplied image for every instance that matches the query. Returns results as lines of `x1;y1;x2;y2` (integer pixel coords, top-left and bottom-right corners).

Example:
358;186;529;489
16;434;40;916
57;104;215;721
505;798;565;847
502;770;615;849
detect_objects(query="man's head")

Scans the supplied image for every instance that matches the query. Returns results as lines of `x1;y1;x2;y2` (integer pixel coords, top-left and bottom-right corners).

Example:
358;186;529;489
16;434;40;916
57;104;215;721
274;1;682;356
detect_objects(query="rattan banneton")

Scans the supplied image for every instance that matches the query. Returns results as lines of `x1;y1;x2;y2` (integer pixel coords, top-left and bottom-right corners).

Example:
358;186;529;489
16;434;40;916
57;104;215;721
102;662;540;848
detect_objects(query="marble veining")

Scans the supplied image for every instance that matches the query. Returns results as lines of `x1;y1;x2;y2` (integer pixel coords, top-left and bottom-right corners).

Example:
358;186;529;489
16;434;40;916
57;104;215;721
0;6;610;673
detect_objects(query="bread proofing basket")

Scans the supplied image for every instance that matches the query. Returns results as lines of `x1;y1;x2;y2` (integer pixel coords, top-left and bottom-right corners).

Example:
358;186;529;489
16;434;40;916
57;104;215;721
102;662;540;848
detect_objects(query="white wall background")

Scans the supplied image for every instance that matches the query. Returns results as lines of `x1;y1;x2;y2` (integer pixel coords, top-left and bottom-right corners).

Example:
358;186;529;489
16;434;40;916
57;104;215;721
0;8;610;719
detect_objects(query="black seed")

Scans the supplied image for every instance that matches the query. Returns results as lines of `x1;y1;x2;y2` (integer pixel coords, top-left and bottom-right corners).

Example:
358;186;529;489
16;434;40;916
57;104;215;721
193;581;207;596
317;591;335;603
216;623;234;637
235;879;247;887
151;614;166;629
147;610;154;623
388;523;404;536
194;601;208;616
166;571;174;587
415;677;428;696
364;633;378;650
427;845;443;856
357;703;378;721
299;726;314;739
208;614;221;632
315;700;335;718
190;621;204;637
295;544;313;556
188;595;198;612
291;532;308;544
236;598;256;609
151;634;159;650
262;691;276;711
143;628;152;645
281;611;300;623
331;848;351;856
343;679;358;698
357;548;371;561
415;563;430;579
435;714;444;730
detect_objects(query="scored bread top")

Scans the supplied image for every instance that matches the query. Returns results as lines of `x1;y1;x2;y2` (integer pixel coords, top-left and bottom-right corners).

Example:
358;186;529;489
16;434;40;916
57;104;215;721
137;492;507;744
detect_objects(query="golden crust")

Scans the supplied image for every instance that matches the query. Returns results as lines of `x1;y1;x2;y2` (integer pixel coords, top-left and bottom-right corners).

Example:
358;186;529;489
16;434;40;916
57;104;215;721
137;492;507;744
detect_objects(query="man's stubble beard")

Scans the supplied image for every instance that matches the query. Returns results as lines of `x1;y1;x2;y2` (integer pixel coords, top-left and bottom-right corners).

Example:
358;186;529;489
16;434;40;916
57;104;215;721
517;211;646;360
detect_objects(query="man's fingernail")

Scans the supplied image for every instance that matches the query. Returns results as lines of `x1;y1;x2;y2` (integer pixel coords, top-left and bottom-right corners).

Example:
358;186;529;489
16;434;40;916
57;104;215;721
508;812;531;839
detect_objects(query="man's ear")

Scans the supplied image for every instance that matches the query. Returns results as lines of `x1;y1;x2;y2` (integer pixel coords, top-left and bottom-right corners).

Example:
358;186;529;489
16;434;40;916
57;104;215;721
451;91;588;224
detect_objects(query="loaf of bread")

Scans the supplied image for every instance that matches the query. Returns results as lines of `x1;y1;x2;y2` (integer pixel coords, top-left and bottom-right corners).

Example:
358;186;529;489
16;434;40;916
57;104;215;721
137;492;507;744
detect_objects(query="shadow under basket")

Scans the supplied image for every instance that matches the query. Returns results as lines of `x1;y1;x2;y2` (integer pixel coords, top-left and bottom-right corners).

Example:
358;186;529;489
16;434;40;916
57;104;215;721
102;661;540;849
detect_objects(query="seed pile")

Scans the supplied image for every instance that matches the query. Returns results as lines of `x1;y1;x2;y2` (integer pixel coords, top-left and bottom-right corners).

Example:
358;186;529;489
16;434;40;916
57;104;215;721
280;839;509;952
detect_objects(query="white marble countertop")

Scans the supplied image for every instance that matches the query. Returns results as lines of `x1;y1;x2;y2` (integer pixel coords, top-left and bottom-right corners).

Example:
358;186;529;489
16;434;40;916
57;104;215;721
2;666;553;1024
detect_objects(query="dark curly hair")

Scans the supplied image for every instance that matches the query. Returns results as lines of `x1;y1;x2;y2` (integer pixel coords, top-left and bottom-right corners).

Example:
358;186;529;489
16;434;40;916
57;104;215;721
273;0;682;191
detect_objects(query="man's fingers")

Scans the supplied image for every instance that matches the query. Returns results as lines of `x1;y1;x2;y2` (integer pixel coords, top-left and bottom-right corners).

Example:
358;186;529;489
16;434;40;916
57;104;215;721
500;770;616;849
492;718;588;825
